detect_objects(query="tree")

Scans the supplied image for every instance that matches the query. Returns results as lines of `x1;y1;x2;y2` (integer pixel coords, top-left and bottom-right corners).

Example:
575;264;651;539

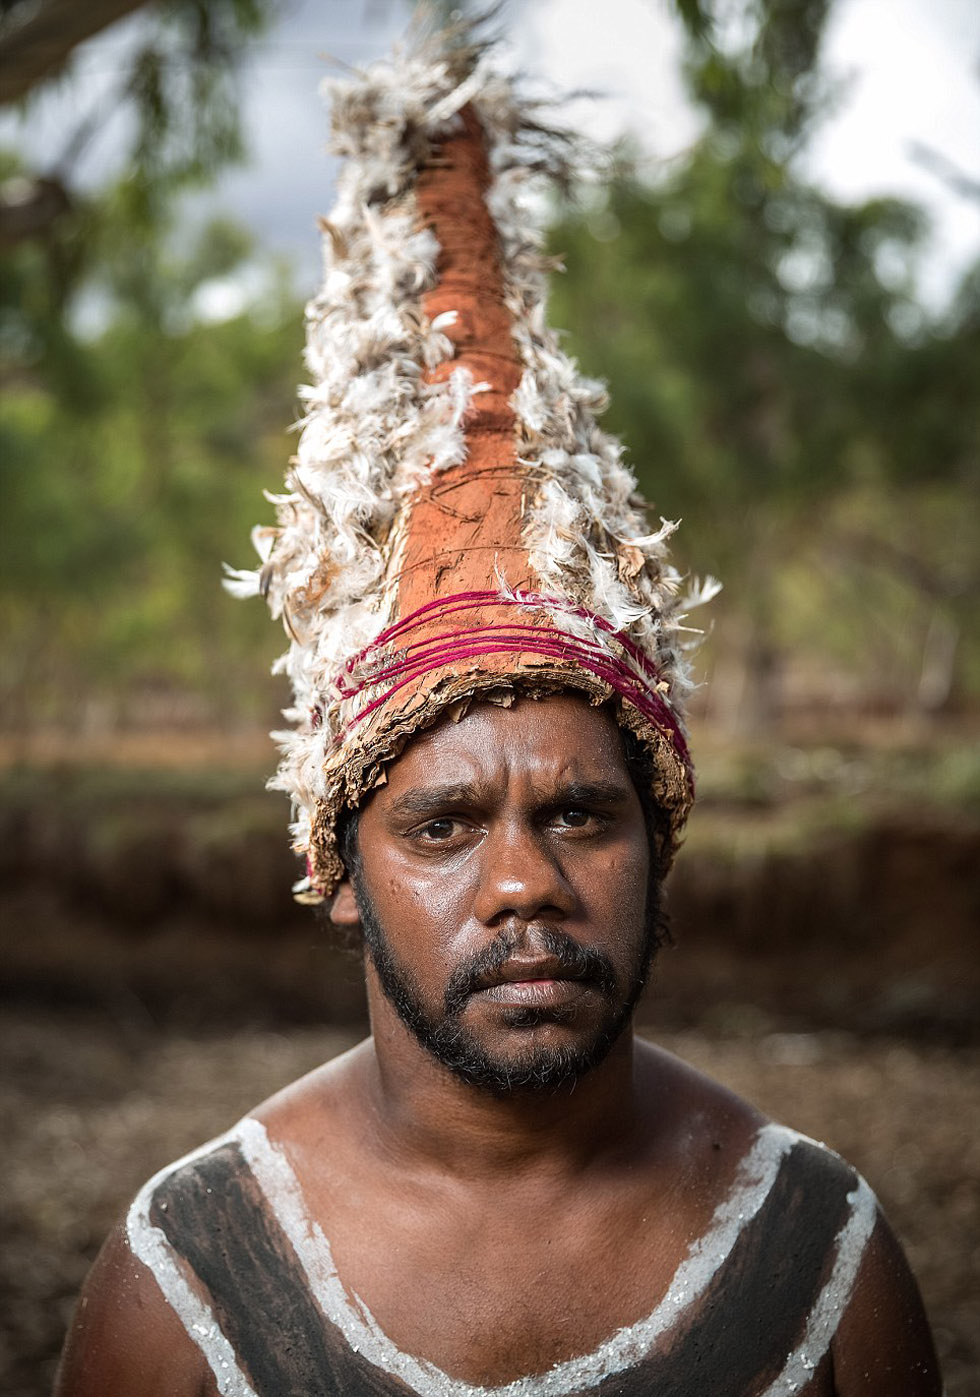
0;198;301;725
549;0;979;726
0;0;272;247
0;0;292;727
1;0;158;103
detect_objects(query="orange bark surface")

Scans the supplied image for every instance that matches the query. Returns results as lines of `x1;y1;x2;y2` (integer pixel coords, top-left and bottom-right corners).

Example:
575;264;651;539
395;105;534;619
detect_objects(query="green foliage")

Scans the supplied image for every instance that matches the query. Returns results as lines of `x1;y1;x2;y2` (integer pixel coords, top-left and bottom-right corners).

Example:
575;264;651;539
0;0;293;727
0;0;976;732
549;0;978;721
0;199;300;724
92;1;268;193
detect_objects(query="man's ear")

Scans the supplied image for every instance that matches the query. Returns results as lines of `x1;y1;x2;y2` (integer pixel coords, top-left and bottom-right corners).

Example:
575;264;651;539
330;879;361;928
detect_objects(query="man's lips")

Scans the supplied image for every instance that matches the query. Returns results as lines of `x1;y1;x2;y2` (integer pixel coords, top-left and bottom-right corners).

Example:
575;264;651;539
470;957;594;1006
476;979;590;1007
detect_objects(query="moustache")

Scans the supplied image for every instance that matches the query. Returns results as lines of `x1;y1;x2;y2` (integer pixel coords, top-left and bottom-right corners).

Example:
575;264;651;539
443;927;618;1018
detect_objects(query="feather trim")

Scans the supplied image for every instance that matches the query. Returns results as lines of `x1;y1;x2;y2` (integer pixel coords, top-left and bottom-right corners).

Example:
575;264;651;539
229;22;711;892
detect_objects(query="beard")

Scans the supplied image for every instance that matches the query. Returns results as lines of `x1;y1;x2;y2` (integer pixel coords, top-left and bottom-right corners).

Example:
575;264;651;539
354;879;666;1096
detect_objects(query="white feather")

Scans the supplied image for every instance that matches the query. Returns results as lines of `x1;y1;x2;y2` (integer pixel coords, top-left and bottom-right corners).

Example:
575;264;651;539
229;26;709;877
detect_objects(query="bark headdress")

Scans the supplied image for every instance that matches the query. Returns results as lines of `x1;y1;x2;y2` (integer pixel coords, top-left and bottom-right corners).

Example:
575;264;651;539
227;24;706;903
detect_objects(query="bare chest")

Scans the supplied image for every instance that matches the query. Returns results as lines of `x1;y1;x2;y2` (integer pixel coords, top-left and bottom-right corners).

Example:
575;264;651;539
299;1127;853;1392
323;1181;704;1384
135;1118;871;1397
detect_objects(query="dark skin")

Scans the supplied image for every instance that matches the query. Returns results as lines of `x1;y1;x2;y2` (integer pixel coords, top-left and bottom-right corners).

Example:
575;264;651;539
56;696;941;1395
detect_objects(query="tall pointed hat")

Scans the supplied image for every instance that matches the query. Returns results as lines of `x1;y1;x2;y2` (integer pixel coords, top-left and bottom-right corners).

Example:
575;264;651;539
227;22;705;902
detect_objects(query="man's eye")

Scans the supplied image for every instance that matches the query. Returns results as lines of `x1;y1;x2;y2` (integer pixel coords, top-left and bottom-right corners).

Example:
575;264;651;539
417;817;462;842
556;808;592;829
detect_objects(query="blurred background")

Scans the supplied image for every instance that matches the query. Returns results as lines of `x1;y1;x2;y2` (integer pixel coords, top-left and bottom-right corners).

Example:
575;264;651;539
1;0;977;1392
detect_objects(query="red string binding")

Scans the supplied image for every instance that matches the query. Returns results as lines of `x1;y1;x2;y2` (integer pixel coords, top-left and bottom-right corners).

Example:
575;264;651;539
331;590;692;777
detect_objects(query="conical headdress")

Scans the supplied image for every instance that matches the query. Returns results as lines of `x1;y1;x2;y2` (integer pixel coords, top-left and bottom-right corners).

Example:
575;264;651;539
227;25;703;903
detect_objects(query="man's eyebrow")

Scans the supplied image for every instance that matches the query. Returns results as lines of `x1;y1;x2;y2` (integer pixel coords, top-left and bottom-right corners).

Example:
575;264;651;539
387;783;483;817
387;777;631;818
551;779;631;807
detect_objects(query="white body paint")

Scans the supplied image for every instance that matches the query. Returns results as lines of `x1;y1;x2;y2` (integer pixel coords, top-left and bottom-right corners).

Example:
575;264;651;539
128;1117;876;1396
127;1127;260;1397
758;1174;877;1397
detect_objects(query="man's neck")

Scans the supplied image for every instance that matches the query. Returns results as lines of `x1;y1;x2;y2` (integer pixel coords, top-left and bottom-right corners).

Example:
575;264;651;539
357;994;646;1183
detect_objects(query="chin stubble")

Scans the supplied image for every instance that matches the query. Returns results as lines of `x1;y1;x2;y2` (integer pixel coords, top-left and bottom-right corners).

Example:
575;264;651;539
354;882;665;1094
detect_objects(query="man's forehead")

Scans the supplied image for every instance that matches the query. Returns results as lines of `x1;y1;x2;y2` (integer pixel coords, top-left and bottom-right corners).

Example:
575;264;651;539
378;694;633;797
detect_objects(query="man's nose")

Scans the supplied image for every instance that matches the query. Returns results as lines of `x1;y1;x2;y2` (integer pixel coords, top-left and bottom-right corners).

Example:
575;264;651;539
471;819;575;926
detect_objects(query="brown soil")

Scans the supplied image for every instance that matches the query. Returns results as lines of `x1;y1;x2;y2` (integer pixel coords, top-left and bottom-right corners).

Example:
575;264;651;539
3;762;977;1039
2;1008;976;1397
2;731;977;1391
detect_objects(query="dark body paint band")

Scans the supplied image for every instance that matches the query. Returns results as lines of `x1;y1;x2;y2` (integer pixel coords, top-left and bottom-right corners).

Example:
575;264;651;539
150;1142;415;1397
586;1138;855;1397
145;1133;865;1397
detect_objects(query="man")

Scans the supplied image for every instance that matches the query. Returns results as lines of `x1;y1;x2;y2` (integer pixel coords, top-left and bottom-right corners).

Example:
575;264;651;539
56;693;939;1395
56;23;940;1395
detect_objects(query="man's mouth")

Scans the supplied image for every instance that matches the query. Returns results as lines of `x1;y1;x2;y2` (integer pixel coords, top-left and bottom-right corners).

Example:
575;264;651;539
470;956;595;1007
475;979;591;1009
442;928;619;1017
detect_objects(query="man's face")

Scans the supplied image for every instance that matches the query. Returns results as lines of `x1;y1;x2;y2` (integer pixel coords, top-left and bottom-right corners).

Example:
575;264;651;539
345;695;660;1093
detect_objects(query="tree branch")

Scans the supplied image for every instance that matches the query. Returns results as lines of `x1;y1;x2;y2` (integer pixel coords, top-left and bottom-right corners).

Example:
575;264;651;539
0;174;72;246
0;0;149;105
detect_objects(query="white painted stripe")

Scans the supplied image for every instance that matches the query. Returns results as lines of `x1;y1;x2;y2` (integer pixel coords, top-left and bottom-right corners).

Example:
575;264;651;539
126;1127;259;1397
758;1172;878;1397
242;1117;800;1397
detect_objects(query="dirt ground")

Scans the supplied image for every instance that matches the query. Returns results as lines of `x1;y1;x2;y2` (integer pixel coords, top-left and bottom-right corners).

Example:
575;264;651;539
1;1007;977;1397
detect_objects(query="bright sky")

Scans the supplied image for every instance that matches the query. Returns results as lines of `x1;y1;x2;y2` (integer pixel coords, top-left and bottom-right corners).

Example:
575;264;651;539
4;0;978;311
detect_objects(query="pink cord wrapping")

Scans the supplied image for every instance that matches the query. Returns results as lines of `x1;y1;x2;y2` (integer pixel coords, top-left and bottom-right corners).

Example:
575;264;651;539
331;590;692;774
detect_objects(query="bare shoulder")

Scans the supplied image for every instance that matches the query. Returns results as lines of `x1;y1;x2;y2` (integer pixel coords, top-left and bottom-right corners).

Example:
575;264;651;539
56;1039;366;1397
636;1039;941;1395
832;1205;941;1395
249;1035;374;1167
54;1223;209;1397
634;1036;766;1155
